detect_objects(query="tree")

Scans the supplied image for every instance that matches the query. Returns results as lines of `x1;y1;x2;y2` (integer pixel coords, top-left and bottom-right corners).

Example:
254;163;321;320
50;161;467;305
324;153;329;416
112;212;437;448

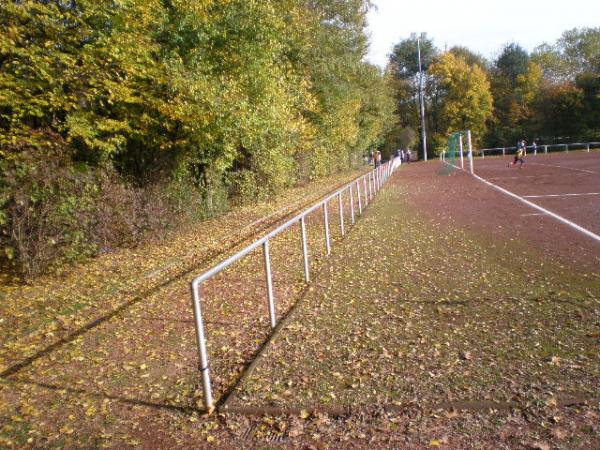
0;0;397;276
389;33;437;79
428;53;493;150
495;43;530;82
448;46;489;72
488;44;541;145
533;27;600;82
388;33;438;158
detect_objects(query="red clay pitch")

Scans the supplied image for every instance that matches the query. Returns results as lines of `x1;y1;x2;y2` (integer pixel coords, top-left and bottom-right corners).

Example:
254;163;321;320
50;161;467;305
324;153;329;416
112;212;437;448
473;152;600;235
405;153;600;272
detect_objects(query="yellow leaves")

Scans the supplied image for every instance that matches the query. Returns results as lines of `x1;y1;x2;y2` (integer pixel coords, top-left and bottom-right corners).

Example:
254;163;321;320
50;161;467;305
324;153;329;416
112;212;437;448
429;52;493;139
59;425;74;435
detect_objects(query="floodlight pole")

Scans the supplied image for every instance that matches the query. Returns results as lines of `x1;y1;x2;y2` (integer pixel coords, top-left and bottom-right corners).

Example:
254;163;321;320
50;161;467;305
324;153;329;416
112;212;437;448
417;37;428;161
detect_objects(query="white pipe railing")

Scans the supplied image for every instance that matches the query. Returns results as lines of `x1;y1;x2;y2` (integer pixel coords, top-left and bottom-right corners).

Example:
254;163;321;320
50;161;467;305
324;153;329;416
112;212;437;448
190;159;397;412
478;141;600;158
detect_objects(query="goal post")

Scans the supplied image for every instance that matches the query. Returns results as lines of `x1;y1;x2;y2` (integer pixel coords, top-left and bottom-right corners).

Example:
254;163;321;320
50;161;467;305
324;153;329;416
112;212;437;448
443;130;474;175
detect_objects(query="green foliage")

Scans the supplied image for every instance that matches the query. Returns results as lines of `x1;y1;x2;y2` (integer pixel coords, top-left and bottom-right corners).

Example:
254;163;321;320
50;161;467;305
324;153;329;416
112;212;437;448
495;43;530;82
389;33;437;79
488;44;542;145
533;27;600;82
448;46;489;72
0;0;396;277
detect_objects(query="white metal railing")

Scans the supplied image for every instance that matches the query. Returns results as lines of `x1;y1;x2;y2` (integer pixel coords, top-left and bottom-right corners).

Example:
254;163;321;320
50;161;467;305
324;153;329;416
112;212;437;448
478;141;600;158
190;159;397;412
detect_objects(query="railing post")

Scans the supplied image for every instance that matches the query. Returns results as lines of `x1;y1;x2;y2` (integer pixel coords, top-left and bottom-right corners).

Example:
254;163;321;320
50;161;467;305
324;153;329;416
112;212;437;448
300;217;310;283
544;145;548;154
481;149;485;159
459;135;464;169
190;281;214;412
262;241;276;329
373;169;378;193
349;185;355;224
502;147;505;156
373;169;377;194
587;143;590;152
338;193;345;237
467;130;473;174
565;144;568;153
356;180;362;215
363;177;368;206
323;203;331;255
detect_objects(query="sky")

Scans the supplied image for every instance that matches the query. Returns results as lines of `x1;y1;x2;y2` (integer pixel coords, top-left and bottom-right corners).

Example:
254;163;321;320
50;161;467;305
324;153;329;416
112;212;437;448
365;0;600;68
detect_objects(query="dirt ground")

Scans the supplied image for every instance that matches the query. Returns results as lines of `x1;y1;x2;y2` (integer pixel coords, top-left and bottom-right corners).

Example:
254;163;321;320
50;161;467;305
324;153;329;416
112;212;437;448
1;160;599;449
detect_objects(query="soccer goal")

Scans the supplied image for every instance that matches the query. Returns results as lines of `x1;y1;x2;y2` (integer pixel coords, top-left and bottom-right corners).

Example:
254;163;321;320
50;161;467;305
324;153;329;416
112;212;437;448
441;130;474;175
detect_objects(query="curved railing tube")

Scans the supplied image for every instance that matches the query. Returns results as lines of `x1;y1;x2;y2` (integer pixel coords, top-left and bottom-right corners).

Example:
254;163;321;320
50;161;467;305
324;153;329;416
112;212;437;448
190;159;399;412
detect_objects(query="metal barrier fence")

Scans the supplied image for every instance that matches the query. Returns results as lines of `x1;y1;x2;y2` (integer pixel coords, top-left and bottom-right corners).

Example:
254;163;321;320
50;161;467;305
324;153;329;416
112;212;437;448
478;141;600;158
190;159;397;412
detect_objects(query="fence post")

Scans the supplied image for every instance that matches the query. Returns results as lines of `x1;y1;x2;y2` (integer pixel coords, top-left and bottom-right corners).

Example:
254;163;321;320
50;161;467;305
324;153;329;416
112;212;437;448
349;185;355;224
356;180;362;214
300;217;310;283
459;135;464;169
467;130;473;174
502;148;505;156
262;241;277;329
587;143;590;152
373;169;378;193
363;177;368;206
191;281;214;412
565;144;569;153
323;203;331;255
338;193;345;237
544;145;548;154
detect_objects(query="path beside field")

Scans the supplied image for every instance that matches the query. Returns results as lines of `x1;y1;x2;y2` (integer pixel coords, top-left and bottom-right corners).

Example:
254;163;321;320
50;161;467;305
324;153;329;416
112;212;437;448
1;161;599;449
225;162;600;448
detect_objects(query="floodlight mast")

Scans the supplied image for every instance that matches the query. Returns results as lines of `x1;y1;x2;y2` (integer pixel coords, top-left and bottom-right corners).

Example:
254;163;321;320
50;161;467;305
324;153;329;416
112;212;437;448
417;37;428;161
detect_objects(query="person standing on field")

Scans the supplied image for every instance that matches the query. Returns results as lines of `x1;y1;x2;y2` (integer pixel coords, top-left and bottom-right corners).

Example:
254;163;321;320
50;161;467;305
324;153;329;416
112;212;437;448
375;150;382;167
509;139;526;168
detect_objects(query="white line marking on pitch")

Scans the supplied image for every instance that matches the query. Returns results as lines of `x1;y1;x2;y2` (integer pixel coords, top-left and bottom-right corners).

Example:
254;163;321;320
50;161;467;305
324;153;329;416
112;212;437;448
529;162;598;174
471;173;600;243
488;175;552;180
520;213;545;216
523;192;600;198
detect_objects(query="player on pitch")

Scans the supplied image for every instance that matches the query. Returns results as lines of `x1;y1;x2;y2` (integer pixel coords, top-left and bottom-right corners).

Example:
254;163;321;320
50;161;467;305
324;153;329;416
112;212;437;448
508;139;526;168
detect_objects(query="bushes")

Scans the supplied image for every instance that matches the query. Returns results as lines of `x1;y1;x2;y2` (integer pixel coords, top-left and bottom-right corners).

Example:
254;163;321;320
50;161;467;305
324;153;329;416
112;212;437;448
0;0;397;279
1;132;98;277
0;132;206;279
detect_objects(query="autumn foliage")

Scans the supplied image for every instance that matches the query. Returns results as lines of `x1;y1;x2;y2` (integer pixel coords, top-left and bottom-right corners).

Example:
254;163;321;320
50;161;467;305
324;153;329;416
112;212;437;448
0;0;396;277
